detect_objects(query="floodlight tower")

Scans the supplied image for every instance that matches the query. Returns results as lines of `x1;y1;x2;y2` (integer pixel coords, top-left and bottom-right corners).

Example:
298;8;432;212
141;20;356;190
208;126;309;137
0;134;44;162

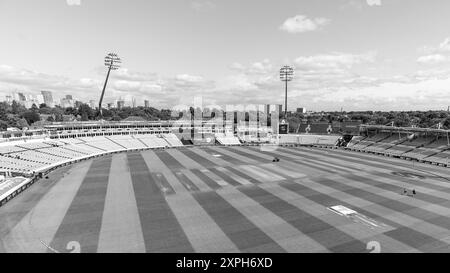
280;65;294;118
99;53;121;118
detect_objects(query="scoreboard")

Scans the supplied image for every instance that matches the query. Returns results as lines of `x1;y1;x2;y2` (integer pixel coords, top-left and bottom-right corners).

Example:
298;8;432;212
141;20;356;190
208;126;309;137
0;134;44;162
279;120;289;134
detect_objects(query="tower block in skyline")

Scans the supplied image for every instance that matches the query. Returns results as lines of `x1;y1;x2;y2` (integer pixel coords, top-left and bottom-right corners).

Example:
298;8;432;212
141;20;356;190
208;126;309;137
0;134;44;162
99;53;121;118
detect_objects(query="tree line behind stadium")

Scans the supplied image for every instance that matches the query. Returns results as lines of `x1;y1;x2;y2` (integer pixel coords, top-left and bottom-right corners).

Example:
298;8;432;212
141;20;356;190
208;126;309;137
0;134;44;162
0;101;449;132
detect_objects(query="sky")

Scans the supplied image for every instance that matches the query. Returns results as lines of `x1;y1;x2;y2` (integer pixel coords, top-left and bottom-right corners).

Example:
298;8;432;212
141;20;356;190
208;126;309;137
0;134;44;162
0;0;450;111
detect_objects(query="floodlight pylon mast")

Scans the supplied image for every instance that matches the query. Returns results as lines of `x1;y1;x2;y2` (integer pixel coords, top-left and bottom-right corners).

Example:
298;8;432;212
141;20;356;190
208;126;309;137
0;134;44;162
279;65;294;119
284;78;288;117
99;53;121;118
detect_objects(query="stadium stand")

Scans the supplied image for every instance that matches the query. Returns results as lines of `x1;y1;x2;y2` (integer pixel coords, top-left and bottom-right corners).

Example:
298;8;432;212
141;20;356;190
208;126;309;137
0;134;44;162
0;133;184;176
1;120;448;207
215;133;241;145
402;136;448;160
387;135;435;157
315;136;341;146
346;125;449;166
346;136;366;148
162;133;184;147
352;134;407;153
106;135;148;149
0;176;34;206
349;133;391;151
277;134;341;146
425;148;450;165
135;134;170;148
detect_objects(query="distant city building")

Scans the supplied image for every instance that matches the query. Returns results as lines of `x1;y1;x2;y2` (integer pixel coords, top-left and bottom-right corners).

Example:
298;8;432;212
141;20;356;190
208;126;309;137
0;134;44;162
18;92;26;101
41;91;54;107
107;103;114;109
117;100;125;109
35;94;44;106
296;107;306;114
11;92;20;102
75;101;83;108
5;95;12;104
144;100;150;108
88;100;96;109
265;104;282;116
60;98;74;108
65;95;73;100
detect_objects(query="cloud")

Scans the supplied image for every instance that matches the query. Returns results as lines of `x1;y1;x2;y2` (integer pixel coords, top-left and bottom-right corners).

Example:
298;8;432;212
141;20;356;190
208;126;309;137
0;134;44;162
438;38;450;52
212;54;380;107
113;80;142;92
417;38;450;66
214;53;449;111
0;63;221;108
294;52;376;70
280;15;330;33
175;74;205;83
112;68;157;82
2;51;449;111
66;0;81;6
417;54;448;65
366;0;381;6
308;77;450;111
191;0;216;12
229;62;245;71
340;0;364;11
420;37;450;54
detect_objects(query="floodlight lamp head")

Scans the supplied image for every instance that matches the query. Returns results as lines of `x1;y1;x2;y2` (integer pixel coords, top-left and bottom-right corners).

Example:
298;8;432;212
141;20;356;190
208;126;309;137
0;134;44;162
280;65;294;81
104;53;121;70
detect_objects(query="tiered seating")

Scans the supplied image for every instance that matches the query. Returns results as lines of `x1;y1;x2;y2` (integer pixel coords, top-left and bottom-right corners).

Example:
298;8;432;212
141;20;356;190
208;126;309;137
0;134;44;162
59;138;85;145
361;135;407;153
136;134;169;148
315;136;340;146
0;154;44;173
14;150;65;164
346;136;366;148
277;134;340;146
1;177;30;204
107;135;147;149
400;137;439;159
215;134;241;145
351;133;390;150
0;145;26;154
44;140;67;147
16;142;52;150
346;132;449;166
403;138;448;160
425;148;450;165
382;135;433;156
41;146;86;159
80;136;124;151
162;134;184;147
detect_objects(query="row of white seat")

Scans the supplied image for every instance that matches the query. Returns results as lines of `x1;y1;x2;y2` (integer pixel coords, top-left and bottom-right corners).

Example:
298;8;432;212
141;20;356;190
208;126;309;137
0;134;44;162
215;134;242;145
347;135;449;166
278;134;341;146
0;134;184;174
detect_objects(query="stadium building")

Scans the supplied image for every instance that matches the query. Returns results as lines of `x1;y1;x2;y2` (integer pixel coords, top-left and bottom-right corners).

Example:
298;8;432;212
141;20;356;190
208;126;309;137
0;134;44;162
0;118;449;253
